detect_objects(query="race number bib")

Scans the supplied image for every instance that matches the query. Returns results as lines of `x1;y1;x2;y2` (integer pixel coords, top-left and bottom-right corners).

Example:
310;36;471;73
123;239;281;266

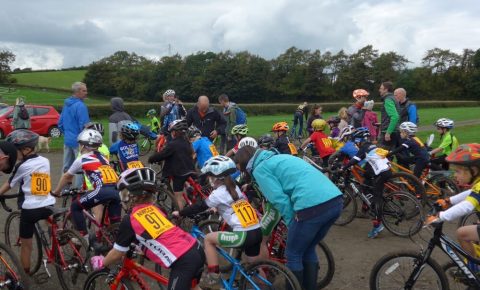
127;161;144;169
375;148;389;158
288;143;298;155
321;138;333;149
209;145;219;156
232;200;259;228
133;206;174;239
31;173;51;196
98;165;119;184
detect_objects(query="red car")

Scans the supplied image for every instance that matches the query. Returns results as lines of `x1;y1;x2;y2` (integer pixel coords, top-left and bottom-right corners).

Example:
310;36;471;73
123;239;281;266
0;105;61;138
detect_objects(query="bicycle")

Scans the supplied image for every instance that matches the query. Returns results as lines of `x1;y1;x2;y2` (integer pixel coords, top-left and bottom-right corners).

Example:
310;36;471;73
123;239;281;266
135;121;157;156
3;195;90;289
369;208;480;289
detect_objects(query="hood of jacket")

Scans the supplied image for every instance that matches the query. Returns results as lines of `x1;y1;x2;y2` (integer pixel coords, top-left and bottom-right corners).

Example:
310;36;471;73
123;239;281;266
111;97;125;112
250;149;276;174
64;96;83;107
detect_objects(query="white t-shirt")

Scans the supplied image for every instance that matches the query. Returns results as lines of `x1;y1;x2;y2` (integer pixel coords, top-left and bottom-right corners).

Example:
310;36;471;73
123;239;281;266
205;185;260;232
9;155;56;210
365;148;390;175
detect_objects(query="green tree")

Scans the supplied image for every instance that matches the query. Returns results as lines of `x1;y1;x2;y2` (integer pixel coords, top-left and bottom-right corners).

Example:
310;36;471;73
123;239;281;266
0;50;16;84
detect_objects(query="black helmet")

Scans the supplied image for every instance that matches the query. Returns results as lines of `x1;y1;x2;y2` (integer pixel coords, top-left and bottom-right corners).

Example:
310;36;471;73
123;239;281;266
0;141;18;173
84;122;105;136
168;119;188;132
6;129;39;149
258;134;274;148
187;125;202;139
327;116;341;124
117;167;156;194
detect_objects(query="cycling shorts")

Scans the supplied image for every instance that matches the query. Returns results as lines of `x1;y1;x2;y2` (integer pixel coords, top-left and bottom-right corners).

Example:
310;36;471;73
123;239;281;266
217;228;262;257
169;242;205;290
20;207;52;239
172;175;189;192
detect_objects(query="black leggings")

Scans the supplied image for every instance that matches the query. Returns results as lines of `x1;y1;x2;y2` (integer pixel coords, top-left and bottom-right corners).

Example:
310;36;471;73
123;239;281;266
364;168;392;221
168;242;205;290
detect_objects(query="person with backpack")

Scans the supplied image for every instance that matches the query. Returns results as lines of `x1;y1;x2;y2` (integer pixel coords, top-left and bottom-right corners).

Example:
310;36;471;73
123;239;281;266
218;94;247;153
394;88;419;124
12;97;31;130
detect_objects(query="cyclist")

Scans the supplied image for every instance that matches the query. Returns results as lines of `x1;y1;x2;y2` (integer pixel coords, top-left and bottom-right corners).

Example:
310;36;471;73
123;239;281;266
348;89;369;128
327;116;341;139
146;109;161;134
173;156;262;287
341;127;392;238
272;122;297;155
225;124;248;157
109;121;141;171
91;167;205;290
188;125;217;169
330;126;358;167
84;122;109;161
426;144;480;273
148;119;195;210
257;134;275;150
234;146;342;290
0;130;55;275
300;119;335;167
430;118;459;170
387;122;429;178
53;129;122;243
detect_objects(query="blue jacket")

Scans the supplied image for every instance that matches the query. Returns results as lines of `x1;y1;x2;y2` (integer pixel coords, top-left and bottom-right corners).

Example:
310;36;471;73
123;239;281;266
250;150;342;225
58;97;90;147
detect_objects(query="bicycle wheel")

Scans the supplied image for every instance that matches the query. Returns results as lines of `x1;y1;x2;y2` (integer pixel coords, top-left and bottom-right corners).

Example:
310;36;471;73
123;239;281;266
334;186;357;226
138;134;151;156
381;191;424;237
155;184;179;215
84;268;135;289
4;211;42;275
317;241;335;289
0;242;31;289
458;211;480;228
55;229;90;290
443;261;474;290
384;172;427;206
239;260;302;290
428;175;460;199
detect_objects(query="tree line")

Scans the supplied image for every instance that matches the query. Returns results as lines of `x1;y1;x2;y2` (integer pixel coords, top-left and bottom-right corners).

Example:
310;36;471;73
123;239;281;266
2;46;480;103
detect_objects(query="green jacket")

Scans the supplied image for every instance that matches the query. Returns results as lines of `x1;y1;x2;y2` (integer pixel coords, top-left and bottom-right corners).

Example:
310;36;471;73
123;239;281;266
380;93;400;134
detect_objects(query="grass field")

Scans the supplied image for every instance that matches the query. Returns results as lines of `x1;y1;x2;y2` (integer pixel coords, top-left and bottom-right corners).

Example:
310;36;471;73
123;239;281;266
0;87;106;106
11;70;87;90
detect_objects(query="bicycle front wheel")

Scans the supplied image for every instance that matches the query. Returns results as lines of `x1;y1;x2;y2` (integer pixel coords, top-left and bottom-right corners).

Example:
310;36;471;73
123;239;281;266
370;251;448;290
55;229;90;290
138;135;151;156
317;241;335;289
240;260;301;290
84;268;135;290
381;191;424;237
0;242;31;290
334;186;357;226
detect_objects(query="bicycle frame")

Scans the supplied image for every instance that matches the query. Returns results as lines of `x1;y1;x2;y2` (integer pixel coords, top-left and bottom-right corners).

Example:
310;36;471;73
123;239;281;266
111;255;168;289
390;162;444;198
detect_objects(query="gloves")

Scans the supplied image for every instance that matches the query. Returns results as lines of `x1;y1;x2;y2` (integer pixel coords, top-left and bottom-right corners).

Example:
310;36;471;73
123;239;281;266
91;255;105;271
435;198;450;210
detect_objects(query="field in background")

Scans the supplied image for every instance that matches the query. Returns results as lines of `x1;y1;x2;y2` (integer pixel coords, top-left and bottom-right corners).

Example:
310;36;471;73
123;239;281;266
0;87;107;105
11;70;87;90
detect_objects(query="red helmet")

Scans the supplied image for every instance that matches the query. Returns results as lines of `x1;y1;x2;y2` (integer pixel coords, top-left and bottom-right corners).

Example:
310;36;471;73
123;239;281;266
352;89;369;100
446;143;480;167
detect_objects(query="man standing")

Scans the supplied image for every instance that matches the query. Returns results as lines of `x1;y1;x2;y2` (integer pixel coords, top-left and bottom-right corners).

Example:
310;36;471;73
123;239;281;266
58;82;90;187
378;81;400;149
291;102;308;138
186;95;226;141
218;94;239;153
394;88;419;124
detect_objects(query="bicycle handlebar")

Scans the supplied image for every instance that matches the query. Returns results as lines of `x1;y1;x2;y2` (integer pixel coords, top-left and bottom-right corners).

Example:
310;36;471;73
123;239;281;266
0;194;20;212
60;188;86;197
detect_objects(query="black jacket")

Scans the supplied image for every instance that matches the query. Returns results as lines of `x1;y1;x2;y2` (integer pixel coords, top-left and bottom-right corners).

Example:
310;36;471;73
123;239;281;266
186;106;226;139
148;137;195;177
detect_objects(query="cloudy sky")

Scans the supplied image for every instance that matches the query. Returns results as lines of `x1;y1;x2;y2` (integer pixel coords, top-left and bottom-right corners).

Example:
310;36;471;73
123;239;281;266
1;0;479;70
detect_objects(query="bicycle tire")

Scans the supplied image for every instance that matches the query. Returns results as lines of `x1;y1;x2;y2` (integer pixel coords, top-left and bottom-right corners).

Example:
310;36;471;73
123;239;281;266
138;134;152;156
239;260;302;290
385;172;427;206
428;174;460;200
370;250;448;290
381;191;424;237
334;185;357;226
442;261;476;290
155;184;180;215
0;241;31;290
4;211;43;275
83;268;135;290
55;229;90;290
458;211;480;228
317;241;335;289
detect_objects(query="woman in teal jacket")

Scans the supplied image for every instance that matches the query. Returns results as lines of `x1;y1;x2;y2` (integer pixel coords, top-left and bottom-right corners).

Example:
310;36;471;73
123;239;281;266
235;146;342;290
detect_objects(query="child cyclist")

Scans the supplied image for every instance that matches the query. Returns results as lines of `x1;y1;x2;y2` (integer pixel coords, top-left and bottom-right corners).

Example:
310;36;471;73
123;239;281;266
148;119;195;210
430;118;459;170
188;125;217;169
257;134;275;150
426;144;480;273
225;124;248;157
53;129;122;243
146;109;161;134
109;121;142;171
84;122;110;161
91;167;205;290
341;127;392;238
0;130;56;274
300;119;335;167
272;122;297;155
327;116;341;139
387;122;429;178
172;156;262;287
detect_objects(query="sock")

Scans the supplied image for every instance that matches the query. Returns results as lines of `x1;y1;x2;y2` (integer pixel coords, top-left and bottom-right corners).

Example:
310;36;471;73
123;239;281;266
208;265;219;274
372;219;381;228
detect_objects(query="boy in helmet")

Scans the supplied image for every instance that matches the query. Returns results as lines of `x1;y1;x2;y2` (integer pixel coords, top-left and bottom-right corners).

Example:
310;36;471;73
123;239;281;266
188;125;216;169
348;89;369;128
426;144;480;273
0;130;56;274
271;122;297;155
300;119;335;167
430;118;459;170
387;122;429;178
146;109;161;134
53;129;122;245
148;119;195;209
109;121;142;172
226;124;248;158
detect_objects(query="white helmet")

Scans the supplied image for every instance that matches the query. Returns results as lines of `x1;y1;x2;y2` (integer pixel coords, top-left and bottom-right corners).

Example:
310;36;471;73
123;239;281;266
434;118;454;129
163;89;175;97
117;167;156;193
201;156;237;177
399;122;418;135
339;125;355;140
77;129;103;148
238;137;258;149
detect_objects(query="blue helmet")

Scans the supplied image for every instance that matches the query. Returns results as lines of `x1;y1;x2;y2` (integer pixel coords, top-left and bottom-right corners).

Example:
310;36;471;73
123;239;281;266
352;127;370;143
121;121;140;140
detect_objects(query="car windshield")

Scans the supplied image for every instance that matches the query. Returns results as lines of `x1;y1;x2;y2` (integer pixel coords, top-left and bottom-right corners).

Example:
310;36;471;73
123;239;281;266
0;107;11;116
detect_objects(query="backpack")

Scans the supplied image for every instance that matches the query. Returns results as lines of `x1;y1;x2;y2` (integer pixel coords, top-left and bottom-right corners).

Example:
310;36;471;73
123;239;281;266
235;106;247;125
18;105;29;120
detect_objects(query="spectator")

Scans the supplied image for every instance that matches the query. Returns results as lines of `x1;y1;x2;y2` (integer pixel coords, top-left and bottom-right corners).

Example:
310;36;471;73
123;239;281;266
348;89;369;128
58;82;90;188
338;107;349;131
186;96;226;141
108;97;132;145
12;97;30;130
160;89;186;135
362;100;379;142
291;102;308;138
394;88;419;124
379;81;400;149
219;94;244;153
306;104;323;135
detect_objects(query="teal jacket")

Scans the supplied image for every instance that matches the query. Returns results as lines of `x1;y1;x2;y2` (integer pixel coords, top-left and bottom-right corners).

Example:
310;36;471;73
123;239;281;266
250;150;342;225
